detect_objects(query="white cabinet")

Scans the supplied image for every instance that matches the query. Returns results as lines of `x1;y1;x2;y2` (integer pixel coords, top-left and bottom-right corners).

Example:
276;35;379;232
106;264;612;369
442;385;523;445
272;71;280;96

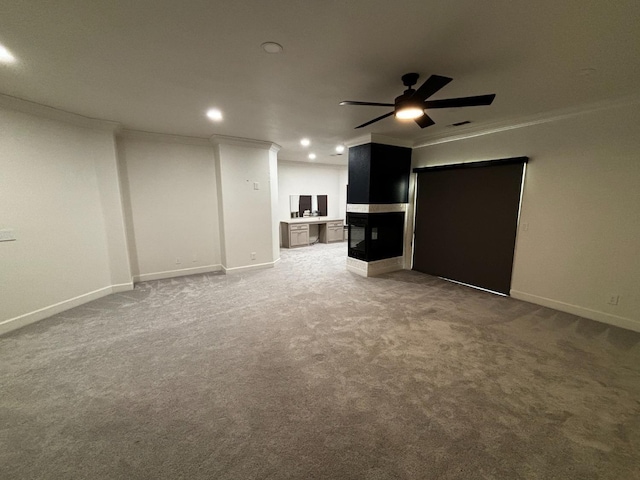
281;222;310;248
321;221;344;243
280;219;343;248
290;224;310;247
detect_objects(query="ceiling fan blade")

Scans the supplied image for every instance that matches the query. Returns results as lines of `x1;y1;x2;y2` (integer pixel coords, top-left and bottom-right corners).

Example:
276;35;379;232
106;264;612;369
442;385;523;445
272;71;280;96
340;101;395;107
355;111;394;129
424;94;496;109
413;75;453;101
414;113;435;129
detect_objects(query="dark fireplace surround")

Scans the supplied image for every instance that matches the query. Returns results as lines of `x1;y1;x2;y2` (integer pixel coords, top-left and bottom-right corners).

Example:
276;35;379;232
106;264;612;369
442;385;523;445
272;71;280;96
347;212;405;262
347;143;411;269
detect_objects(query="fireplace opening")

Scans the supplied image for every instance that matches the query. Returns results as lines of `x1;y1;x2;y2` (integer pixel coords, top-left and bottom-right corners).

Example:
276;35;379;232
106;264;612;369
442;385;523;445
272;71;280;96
347;212;404;262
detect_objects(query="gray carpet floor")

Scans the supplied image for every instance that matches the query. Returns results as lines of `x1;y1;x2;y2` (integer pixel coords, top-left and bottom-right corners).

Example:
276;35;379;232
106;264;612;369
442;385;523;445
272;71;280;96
1;242;639;480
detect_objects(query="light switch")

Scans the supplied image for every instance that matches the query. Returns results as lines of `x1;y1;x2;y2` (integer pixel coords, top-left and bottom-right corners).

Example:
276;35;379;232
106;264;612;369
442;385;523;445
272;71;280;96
253;182;259;190
0;229;16;242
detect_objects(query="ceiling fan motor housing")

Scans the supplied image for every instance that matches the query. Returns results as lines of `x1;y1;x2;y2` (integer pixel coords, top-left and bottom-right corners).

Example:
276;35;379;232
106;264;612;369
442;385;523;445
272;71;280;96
401;72;420;88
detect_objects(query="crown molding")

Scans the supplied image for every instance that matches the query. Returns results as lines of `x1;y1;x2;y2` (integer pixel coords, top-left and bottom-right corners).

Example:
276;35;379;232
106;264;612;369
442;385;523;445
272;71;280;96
118;128;211;146
344;133;413;149
412;93;640;149
344;134;374;148
370;134;413;148
279;159;346;168
210;134;280;152
0;93;121;132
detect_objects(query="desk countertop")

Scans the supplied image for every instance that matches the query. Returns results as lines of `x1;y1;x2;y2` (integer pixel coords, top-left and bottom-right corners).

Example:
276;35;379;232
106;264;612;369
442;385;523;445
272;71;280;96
281;217;344;225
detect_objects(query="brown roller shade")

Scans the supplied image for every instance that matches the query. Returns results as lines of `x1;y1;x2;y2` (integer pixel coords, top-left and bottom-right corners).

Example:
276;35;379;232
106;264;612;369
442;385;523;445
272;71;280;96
413;158;527;295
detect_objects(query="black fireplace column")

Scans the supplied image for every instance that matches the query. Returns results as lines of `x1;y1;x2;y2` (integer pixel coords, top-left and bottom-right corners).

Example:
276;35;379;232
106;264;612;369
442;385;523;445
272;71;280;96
346;142;412;276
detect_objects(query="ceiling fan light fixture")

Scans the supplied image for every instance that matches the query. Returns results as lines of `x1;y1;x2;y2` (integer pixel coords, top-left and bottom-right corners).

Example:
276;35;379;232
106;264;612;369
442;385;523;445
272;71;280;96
395;107;424;120
394;93;424;120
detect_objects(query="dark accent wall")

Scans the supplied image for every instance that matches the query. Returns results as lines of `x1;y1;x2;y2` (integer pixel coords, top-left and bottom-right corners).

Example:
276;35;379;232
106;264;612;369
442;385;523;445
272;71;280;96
347;143;412;204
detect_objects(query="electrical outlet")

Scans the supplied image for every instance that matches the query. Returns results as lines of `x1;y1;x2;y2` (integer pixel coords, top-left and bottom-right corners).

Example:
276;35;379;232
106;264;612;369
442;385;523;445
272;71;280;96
250;252;256;260
176;257;181;265
607;294;620;306
253;182;259;190
521;222;529;231
192;254;198;263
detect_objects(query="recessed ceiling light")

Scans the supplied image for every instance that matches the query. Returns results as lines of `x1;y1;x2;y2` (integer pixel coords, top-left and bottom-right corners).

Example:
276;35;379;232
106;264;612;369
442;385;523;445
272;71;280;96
335;145;345;154
206;108;223;121
308;153;316;160
0;44;16;64
261;42;283;54
300;138;310;147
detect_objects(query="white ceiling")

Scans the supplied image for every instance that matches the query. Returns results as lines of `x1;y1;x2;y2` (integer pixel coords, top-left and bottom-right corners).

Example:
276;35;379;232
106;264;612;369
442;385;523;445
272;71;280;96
1;0;639;164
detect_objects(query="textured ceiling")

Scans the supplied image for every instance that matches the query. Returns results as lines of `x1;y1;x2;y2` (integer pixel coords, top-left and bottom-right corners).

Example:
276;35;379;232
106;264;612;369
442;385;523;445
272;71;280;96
1;0;639;164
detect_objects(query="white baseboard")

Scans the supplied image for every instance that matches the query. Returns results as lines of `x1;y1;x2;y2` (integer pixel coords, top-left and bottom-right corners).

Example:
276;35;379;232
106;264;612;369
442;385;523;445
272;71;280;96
222;259;278;274
0;282;134;336
510;290;640;333
133;264;222;282
112;282;134;293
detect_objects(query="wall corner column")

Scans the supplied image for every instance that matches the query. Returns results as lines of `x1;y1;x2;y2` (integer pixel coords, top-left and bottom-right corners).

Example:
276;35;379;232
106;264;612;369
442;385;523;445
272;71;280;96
210;135;281;273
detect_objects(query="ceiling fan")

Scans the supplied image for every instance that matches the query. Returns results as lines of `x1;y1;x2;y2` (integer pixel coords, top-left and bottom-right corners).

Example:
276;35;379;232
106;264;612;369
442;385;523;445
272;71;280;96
340;73;496;129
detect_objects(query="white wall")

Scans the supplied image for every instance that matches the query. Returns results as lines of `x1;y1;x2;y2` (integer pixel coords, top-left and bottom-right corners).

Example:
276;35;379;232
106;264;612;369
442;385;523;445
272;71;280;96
215;142;278;271
277;161;348;222
95;136;132;286
338;167;348;221
0;108;131;333
269;149;280;263
117;134;221;281
412;101;640;331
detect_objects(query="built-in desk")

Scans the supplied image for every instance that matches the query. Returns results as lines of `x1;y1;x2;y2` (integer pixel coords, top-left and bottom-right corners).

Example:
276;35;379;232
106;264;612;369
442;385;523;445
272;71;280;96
280;217;344;248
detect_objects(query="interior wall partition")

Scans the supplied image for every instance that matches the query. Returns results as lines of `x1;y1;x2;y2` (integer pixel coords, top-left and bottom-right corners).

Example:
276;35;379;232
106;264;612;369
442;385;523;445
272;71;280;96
412;157;528;295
